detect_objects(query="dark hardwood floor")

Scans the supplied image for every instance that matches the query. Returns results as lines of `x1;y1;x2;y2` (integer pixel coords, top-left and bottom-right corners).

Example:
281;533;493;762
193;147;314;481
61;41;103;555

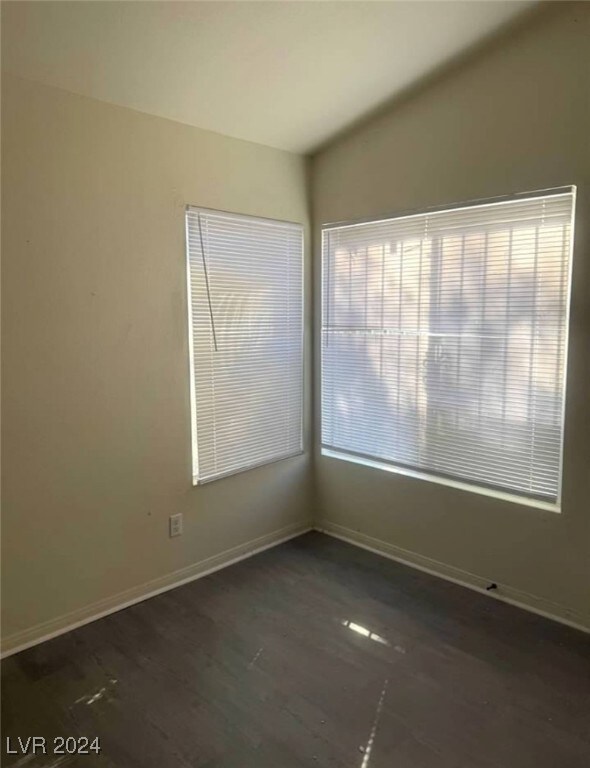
2;531;589;767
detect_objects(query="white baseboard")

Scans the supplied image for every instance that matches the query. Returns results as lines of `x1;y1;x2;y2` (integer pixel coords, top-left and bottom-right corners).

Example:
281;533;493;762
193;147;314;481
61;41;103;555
1;522;312;658
4;519;586;657
315;521;590;634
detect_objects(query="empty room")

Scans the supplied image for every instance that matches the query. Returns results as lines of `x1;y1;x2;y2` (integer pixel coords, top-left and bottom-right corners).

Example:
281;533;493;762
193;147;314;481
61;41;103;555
1;1;589;766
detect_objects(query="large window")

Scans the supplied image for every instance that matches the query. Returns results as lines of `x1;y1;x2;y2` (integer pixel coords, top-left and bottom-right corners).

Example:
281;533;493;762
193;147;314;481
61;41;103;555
321;189;575;509
186;207;303;484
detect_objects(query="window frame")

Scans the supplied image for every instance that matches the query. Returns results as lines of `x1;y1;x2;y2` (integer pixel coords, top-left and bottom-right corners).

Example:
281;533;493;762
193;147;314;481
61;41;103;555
320;186;576;513
185;205;305;486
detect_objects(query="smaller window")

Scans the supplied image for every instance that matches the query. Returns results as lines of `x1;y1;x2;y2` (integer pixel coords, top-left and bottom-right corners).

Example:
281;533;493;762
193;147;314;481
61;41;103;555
186;207;304;484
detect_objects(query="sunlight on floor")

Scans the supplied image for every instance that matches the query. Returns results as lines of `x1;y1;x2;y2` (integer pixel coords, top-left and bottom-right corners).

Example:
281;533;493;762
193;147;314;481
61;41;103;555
341;619;390;646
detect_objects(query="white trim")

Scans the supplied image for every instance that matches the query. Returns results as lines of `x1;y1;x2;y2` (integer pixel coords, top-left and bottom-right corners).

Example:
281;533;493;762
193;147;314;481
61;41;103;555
321;186;574;230
194;448;306;486
1;523;312;659
185;210;199;483
556;184;577;507
321;449;560;513
315;521;589;634
186;204;303;231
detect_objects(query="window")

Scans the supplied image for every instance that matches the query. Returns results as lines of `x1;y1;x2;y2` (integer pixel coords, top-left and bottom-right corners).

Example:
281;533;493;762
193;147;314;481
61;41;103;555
186;207;303;484
321;188;575;509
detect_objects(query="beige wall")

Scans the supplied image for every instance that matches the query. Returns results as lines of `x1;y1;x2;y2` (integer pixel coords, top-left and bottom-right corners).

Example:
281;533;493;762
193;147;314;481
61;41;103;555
1;74;312;650
2;3;589;652
311;2;590;627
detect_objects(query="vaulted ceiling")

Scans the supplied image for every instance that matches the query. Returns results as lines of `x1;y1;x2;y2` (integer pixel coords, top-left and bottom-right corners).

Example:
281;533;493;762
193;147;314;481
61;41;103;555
2;1;536;153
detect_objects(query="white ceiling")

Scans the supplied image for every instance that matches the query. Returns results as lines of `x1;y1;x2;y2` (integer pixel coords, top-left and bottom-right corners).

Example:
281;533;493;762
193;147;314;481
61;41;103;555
2;1;535;153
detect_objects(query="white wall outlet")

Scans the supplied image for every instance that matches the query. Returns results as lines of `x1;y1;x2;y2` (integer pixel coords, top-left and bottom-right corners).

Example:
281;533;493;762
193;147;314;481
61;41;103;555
169;513;183;538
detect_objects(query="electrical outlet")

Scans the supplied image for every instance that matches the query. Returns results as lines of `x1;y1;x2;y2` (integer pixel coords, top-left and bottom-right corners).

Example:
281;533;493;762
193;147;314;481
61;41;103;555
169;513;183;538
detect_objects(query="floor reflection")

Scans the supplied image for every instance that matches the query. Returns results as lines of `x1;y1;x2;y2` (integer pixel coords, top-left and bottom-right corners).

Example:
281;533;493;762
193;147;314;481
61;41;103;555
341;619;389;646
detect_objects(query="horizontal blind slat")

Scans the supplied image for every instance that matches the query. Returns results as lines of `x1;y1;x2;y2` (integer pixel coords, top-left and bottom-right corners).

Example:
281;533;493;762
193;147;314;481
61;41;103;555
187;208;304;483
321;189;574;504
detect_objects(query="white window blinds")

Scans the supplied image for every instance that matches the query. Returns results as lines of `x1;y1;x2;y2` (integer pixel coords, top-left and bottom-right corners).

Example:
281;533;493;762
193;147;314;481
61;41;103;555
186;207;303;484
321;189;575;507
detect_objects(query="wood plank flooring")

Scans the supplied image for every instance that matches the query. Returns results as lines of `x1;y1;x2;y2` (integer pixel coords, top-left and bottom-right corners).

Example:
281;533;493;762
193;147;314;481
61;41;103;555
2;531;589;767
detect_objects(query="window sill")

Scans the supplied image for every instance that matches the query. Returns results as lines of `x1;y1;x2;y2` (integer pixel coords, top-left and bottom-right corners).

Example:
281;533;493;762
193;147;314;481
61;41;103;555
320;448;560;514
193;448;305;486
